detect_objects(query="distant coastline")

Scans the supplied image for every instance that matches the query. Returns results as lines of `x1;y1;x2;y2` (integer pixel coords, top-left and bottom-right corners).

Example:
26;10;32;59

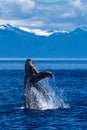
0;58;87;61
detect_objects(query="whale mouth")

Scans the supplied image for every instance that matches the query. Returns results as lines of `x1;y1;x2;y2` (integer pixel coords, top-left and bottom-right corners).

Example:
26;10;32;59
28;59;35;67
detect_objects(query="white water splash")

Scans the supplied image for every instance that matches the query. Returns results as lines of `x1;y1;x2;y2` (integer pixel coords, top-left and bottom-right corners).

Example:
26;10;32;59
25;78;70;110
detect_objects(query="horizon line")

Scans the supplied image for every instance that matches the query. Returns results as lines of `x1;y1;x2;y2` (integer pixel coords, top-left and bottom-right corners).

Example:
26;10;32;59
0;58;87;61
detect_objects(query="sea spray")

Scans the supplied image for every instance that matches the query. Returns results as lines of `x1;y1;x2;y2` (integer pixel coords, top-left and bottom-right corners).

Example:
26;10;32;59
52;76;70;109
25;77;70;110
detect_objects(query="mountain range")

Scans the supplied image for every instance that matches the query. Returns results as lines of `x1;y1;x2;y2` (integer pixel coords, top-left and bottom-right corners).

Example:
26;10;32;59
0;24;87;58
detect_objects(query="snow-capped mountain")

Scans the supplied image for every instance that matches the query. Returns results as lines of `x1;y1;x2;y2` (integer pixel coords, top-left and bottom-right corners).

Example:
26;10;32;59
18;27;53;36
0;24;16;31
0;24;87;58
0;24;68;36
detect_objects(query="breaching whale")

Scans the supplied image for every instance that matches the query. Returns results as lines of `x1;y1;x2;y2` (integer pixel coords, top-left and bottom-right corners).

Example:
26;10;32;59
24;59;53;109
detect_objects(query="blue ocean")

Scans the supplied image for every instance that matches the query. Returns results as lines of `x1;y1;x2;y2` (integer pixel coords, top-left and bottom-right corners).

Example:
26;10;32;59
0;59;87;130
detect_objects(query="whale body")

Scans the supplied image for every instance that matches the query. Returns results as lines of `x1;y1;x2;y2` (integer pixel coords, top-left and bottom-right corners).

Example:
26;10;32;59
24;59;53;109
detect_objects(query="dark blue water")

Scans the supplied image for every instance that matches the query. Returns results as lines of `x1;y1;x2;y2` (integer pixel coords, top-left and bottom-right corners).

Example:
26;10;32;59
0;60;87;130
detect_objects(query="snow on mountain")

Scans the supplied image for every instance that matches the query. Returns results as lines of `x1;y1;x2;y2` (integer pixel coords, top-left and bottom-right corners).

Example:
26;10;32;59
0;24;87;58
0;25;6;30
0;24;70;36
18;27;53;36
18;27;69;36
53;29;69;34
0;24;13;30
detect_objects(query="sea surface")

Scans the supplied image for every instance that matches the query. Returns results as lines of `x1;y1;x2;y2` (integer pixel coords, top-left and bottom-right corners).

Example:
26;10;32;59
0;59;87;130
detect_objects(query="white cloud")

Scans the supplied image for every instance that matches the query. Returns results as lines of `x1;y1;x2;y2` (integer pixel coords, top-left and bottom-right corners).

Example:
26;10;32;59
69;0;83;8
68;0;87;16
16;0;35;14
60;11;76;18
0;0;35;19
0;0;87;31
0;19;44;28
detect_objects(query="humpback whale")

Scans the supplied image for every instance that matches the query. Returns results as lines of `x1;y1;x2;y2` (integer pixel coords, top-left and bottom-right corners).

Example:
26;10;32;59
24;59;53;109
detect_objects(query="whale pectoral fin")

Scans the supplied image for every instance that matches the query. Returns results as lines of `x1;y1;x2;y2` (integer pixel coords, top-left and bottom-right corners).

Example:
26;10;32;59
30;71;53;83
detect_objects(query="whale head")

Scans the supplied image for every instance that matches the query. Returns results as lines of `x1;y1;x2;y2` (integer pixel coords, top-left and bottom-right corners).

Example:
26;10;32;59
25;59;38;81
25;59;53;83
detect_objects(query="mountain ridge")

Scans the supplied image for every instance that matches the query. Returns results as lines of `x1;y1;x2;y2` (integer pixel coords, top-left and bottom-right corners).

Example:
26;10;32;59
0;24;87;58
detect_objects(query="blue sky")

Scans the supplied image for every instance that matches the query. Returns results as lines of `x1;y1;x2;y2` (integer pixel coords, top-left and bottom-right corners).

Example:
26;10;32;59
0;0;87;31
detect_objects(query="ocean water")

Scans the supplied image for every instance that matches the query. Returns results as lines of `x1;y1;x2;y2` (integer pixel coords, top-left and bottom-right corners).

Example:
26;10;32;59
0;59;87;130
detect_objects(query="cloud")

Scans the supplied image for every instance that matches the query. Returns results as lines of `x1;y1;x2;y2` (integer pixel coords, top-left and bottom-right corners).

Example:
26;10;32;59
69;0;84;9
0;0;87;31
0;19;44;28
68;0;87;16
0;0;35;19
60;10;76;18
